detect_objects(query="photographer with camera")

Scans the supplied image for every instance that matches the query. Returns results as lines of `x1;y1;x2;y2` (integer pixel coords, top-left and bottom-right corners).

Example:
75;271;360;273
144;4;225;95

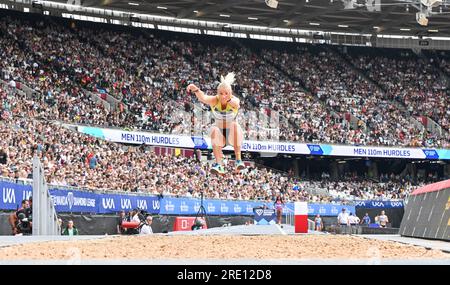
117;210;127;235
9;199;32;235
125;209;141;235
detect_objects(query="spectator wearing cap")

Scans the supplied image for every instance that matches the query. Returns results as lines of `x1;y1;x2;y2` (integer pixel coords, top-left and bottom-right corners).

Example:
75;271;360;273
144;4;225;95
337;208;350;234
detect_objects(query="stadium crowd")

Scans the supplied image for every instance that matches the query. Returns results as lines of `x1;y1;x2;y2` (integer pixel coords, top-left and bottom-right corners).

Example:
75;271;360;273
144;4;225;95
262;46;449;147
349;48;449;136
0;83;428;202
0;12;448;203
0;15;448;148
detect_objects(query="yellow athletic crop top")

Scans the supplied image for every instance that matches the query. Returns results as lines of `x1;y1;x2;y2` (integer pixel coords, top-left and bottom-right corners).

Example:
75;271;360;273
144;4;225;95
210;96;238;122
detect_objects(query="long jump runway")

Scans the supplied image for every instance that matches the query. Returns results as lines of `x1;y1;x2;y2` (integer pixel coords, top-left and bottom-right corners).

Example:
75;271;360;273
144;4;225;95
0;225;449;265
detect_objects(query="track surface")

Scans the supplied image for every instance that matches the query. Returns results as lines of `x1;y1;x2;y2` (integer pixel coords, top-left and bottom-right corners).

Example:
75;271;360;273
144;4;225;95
0;225;448;265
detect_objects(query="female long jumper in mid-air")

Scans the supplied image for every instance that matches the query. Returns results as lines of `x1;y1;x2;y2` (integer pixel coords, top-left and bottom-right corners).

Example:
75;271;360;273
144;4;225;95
187;72;245;175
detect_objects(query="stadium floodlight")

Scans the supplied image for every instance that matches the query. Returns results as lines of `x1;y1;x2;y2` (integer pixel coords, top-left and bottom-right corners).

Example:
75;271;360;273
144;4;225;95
416;11;429;26
265;0;279;9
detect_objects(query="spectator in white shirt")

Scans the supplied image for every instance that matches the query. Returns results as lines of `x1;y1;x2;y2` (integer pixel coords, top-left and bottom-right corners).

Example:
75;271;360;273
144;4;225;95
140;216;153;235
131;209;141;223
348;212;360;234
338;208;349;225
337;208;350;234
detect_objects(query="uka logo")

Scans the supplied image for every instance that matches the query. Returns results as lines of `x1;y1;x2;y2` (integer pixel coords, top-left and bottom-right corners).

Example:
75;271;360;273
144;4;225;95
152;200;160;210
137;200;147;210
2;188;15;204
67;192;74;210
102;198;115;209
121;198;132;209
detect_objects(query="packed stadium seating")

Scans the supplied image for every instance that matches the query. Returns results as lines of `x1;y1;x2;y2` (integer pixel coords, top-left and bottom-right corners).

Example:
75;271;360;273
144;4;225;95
0;12;448;201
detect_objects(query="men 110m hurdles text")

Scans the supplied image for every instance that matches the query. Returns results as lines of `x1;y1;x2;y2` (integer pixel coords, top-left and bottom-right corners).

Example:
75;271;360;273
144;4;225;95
177;269;272;282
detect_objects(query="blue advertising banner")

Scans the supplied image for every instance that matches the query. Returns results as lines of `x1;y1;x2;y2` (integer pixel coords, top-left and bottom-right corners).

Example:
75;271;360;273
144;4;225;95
97;193;160;214
0;181;161;214
49;189;161;214
0;181;32;210
160;198;356;217
284;203;356;216
2;180;400;216
50;189;97;213
253;208;276;225
354;200;404;209
159;197;258;216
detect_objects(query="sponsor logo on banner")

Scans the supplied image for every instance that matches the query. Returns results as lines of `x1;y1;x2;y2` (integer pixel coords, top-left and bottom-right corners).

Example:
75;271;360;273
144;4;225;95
22;190;32;201
164;201;174;212
233;204;242;213
194;202;200;212
207;203;216;212
191;137;208;149
308;206;314;214
255;209;264;216
121;198;132;209
307;144;323;155
422;149;439;159
354;200;404;209
2;187;16;204
371;201;385;207
261;209;275;216
152;200;160;210
137;200;147;210
331;206;338;215
102;198;115;209
67;192;74;210
220;203;229;213
319;206;327;214
390;201;403;208
51;192;96;210
180;201;189;212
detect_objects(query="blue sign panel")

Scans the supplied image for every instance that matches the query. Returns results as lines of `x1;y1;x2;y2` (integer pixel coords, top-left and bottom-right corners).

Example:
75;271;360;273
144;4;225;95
354;200;404;209
254;208;276;225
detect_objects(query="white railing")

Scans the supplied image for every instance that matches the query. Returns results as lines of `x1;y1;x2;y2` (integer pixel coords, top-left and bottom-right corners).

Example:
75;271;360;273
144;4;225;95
284;206;295;226
32;156;60;235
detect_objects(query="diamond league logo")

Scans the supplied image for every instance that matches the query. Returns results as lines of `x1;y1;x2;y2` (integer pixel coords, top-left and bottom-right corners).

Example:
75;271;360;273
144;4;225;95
67;192;74;210
255;209;263;216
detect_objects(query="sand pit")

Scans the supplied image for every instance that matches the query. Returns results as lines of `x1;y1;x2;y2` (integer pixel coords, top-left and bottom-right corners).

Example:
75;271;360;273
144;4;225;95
0;235;448;261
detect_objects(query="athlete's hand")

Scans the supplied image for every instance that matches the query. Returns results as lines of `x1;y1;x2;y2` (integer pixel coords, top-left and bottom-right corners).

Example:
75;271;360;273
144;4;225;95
187;84;199;94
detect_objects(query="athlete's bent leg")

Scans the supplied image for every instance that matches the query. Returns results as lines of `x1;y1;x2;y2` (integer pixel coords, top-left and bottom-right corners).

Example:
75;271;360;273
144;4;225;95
228;122;244;170
210;126;226;174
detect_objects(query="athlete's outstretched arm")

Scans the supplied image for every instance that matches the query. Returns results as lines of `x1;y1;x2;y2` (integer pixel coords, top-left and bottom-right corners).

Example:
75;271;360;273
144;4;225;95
187;84;217;106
